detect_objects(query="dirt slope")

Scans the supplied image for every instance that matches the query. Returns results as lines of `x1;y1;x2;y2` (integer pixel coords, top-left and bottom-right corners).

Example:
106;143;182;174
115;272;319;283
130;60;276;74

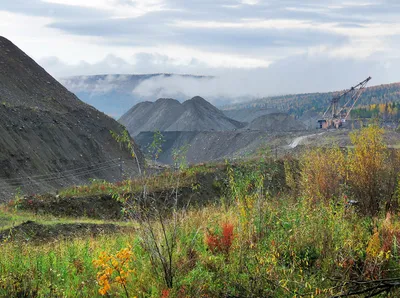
0;36;143;200
119;98;185;136
223;107;280;123
0;221;121;242
119;96;245;136
247;113;306;131
135;130;299;164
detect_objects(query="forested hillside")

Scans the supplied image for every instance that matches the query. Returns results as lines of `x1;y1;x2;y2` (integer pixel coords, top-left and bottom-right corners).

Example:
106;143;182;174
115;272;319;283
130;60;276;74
223;82;400;117
351;102;400;121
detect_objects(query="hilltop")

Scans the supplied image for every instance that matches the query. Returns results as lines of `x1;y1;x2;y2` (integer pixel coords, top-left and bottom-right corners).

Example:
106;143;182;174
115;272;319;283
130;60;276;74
0;37;143;199
119;96;245;136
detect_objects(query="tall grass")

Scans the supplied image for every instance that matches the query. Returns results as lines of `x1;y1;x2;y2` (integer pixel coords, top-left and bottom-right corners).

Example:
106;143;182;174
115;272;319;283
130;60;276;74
1;195;396;297
2;126;400;297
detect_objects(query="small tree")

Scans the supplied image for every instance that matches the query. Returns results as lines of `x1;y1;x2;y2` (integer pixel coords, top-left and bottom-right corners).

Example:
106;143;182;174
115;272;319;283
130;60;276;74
149;130;165;163
130;143;190;290
172;144;190;170
110;129;142;176
136;193;180;289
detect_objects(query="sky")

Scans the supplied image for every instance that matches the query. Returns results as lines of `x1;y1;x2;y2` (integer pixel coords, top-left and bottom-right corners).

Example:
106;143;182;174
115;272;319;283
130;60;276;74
2;0;400;98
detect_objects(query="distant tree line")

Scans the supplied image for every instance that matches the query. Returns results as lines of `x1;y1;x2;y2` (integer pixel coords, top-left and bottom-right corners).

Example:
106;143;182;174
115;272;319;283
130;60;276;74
225;82;400;117
351;102;400;121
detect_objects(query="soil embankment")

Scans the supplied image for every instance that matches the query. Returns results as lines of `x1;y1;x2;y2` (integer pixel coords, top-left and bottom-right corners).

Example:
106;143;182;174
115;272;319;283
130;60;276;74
0;221;121;242
0;36;144;200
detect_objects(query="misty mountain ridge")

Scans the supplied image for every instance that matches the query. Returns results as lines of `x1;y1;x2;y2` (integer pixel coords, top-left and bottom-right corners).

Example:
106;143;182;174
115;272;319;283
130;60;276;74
119;96;245;136
60;74;214;118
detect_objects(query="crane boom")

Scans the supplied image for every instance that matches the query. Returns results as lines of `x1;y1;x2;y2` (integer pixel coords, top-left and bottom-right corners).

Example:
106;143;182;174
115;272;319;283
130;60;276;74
318;76;371;129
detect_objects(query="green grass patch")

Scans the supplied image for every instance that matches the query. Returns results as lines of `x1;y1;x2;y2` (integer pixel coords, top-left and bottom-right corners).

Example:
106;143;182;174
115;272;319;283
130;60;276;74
0;206;134;231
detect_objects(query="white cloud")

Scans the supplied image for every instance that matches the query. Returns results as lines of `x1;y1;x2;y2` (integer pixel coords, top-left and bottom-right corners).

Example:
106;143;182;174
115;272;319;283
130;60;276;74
130;53;400;105
42;0;165;17
241;0;260;5
2;0;400;102
39;49;271;78
171;19;317;30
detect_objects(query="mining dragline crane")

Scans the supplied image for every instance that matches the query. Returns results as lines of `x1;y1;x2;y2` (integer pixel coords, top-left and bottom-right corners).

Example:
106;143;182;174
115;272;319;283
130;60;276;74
317;76;372;129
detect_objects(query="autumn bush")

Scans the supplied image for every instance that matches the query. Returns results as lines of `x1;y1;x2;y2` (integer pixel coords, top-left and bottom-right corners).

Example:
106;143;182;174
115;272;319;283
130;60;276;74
93;247;135;297
347;125;389;215
300;146;346;203
301;125;400;215
205;222;235;255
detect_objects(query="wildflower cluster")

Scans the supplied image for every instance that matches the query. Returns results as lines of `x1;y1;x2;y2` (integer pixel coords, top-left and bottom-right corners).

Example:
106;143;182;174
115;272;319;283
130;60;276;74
93;246;135;297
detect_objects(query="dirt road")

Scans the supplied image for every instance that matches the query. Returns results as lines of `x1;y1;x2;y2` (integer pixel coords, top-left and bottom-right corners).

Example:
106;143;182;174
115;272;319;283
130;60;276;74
288;132;325;148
